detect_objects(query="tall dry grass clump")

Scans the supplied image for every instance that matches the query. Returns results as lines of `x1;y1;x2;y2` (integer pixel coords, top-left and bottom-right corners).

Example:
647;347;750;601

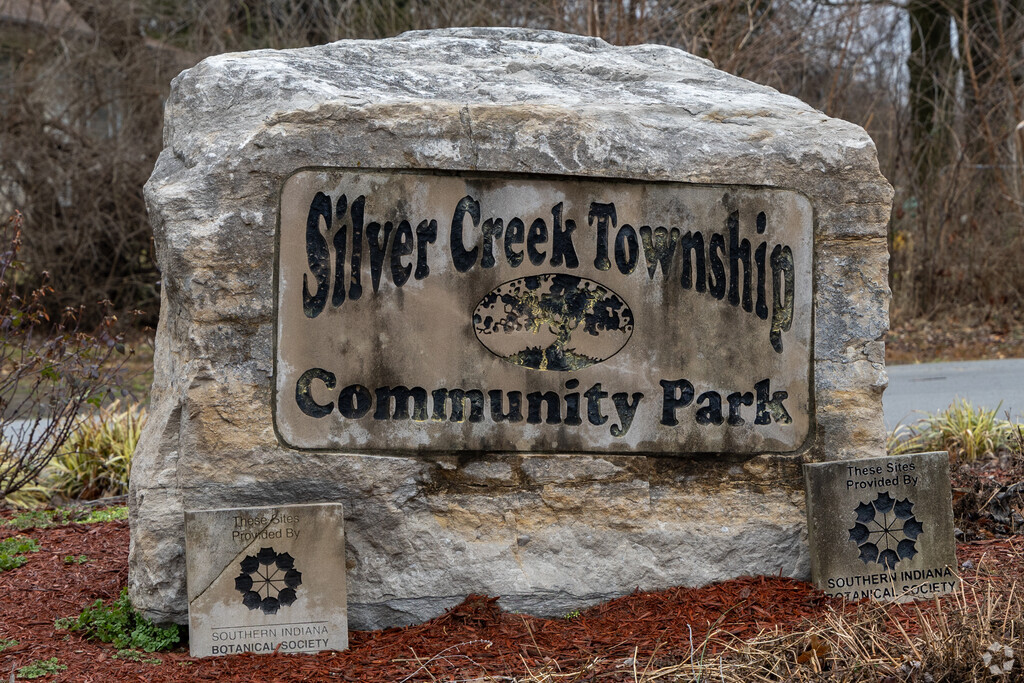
513;578;1021;682
888;399;1020;462
684;583;1021;682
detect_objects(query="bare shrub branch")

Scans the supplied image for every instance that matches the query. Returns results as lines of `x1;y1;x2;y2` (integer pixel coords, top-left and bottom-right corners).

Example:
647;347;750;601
0;211;129;500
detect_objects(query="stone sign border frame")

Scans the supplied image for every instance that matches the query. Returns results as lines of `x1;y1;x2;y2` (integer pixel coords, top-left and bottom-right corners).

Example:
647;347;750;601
270;165;819;457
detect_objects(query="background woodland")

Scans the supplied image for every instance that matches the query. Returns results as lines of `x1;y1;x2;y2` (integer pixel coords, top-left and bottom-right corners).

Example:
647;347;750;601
0;0;1021;330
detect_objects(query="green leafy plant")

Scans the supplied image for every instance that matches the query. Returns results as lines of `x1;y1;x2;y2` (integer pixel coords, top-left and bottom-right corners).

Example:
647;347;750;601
933;401;1014;462
0;535;39;571
55;588;180;652
2;482;53;510
78;506;128;524
2;506;126;530
45;402;145;502
0;638;17;652
63;554;88;565
563;610;581;620
3;509;72;530
113;649;161;664
16;657;65;679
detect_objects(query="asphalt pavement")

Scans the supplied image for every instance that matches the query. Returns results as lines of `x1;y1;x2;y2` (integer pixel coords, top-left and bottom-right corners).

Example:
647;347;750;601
883;358;1024;431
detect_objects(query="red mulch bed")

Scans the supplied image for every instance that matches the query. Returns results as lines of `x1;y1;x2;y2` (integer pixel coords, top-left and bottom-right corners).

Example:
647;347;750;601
0;519;1021;682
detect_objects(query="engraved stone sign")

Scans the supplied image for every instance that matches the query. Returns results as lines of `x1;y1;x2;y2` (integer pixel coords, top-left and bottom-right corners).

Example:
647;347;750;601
132;28;894;630
277;172;812;454
804;452;958;601
185;503;347;657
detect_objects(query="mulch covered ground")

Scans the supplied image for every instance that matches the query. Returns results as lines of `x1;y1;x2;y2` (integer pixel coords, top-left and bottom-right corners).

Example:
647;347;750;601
1;516;1021;682
951;455;1024;541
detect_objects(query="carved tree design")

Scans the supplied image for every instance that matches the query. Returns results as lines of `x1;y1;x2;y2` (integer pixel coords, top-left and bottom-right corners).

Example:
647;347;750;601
474;274;633;371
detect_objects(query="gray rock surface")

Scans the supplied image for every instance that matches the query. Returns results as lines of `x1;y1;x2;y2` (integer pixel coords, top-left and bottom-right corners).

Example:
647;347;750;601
131;27;892;630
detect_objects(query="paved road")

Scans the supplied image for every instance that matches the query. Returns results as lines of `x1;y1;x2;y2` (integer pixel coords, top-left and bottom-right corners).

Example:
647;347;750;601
884;358;1024;431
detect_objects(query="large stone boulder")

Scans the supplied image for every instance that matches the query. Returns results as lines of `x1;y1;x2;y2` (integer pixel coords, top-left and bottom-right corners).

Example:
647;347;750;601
131;27;891;629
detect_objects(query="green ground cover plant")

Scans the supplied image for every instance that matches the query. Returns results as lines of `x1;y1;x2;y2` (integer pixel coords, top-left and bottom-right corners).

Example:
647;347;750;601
3;506;127;530
55;588;180;653
4;509;72;530
16;657;65;679
76;506;129;524
113;649;162;665
0;536;39;571
0;638;17;652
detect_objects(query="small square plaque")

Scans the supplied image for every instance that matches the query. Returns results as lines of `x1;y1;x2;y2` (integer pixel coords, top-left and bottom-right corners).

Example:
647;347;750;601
804;452;958;601
185;503;347;657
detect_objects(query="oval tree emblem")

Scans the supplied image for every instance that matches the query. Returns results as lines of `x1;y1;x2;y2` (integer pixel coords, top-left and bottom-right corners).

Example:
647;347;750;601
473;274;634;371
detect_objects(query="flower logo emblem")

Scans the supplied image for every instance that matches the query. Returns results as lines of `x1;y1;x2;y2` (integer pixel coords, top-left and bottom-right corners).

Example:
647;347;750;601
234;547;302;614
848;492;924;569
